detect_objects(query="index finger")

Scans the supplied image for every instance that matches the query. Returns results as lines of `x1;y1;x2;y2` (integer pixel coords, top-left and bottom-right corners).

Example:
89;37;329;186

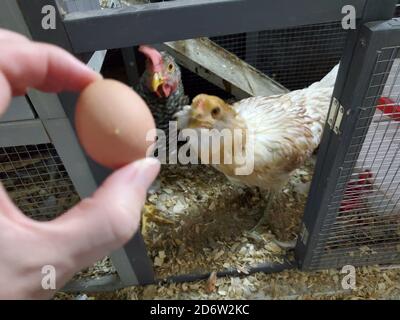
0;40;101;114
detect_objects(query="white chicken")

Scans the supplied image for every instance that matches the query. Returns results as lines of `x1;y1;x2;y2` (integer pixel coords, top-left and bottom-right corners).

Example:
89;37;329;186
175;64;339;235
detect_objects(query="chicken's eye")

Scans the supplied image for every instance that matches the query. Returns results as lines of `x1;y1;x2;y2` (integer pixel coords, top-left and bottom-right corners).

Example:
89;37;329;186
211;107;221;118
167;63;175;72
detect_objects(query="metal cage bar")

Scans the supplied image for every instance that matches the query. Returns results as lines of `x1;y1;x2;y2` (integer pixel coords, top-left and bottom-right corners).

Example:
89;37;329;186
63;0;369;53
18;0;385;58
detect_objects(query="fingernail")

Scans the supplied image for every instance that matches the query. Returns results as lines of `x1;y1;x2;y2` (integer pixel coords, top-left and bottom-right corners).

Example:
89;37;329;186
132;157;160;187
88;69;103;80
81;62;103;80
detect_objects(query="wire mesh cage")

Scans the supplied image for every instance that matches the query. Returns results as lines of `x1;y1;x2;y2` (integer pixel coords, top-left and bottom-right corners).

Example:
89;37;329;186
216;22;347;91
179;21;348;100
314;48;400;269
0;140;118;283
0;143;80;221
299;22;400;270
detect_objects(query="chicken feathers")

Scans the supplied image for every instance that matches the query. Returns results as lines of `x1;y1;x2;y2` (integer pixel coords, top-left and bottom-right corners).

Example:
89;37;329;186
176;64;339;192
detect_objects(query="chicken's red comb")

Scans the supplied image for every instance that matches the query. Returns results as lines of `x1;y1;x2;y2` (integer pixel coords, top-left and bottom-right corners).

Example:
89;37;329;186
138;45;162;72
197;99;205;110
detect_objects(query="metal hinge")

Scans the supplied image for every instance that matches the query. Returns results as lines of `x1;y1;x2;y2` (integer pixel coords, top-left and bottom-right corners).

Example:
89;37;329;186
327;97;344;135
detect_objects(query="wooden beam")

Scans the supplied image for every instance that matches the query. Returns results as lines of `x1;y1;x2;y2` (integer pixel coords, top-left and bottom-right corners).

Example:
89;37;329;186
163;38;288;99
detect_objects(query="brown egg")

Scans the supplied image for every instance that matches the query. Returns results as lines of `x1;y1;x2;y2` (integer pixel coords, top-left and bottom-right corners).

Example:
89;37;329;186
75;79;156;169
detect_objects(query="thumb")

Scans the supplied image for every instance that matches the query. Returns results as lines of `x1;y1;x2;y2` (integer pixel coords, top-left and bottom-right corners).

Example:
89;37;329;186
0;184;20;220
47;157;160;266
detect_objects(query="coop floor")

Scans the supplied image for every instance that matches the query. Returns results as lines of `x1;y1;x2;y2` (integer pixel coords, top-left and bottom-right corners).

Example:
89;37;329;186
63;159;400;300
141;159;314;280
57;266;400;300
70;157;311;283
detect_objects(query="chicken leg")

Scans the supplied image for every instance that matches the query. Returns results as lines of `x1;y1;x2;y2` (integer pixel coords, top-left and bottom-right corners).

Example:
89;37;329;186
250;191;274;232
249;191;297;250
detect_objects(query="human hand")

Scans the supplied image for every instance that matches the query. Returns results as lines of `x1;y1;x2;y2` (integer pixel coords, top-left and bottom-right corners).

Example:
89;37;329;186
0;29;160;299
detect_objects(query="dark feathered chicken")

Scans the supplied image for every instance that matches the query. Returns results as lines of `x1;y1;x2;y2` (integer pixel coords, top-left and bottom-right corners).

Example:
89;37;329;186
136;45;189;134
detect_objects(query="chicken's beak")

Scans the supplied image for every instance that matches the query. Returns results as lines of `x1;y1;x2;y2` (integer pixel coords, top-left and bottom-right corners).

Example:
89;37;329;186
187;108;214;129
151;72;164;93
188;117;213;129
187;119;200;128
